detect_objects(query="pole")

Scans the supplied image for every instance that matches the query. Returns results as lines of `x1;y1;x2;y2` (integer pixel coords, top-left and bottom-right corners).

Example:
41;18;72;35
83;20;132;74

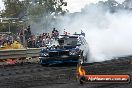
23;27;26;48
9;22;10;33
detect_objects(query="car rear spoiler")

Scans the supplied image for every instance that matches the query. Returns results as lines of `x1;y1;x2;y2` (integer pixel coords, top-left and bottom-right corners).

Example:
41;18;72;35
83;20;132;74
73;30;85;37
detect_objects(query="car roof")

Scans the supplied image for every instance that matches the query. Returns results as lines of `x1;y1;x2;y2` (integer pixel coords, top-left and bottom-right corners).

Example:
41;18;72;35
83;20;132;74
60;35;78;38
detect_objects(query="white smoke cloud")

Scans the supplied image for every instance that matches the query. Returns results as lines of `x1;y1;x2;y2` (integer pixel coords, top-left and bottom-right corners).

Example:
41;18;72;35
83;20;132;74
0;0;5;11
57;3;132;63
86;12;132;62
115;0;125;3
66;0;125;13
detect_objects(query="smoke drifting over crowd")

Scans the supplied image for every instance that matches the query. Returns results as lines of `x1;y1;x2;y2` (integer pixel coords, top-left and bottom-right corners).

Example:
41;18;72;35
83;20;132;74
55;0;132;62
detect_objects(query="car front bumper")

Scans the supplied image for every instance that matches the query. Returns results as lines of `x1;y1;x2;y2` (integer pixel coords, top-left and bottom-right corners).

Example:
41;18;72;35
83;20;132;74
39;55;80;65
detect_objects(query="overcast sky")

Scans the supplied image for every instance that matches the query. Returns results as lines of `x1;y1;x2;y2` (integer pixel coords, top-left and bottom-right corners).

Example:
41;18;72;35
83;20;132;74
0;0;4;11
65;0;125;12
0;0;125;12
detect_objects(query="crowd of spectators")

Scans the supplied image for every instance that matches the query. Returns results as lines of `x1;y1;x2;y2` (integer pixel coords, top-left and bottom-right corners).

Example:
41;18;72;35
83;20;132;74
27;28;59;48
0;33;22;49
0;27;60;49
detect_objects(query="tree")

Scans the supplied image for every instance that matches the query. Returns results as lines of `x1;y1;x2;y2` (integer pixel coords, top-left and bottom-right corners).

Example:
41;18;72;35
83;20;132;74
1;0;25;18
28;0;67;20
0;0;67;33
122;0;132;10
27;0;67;32
0;0;26;33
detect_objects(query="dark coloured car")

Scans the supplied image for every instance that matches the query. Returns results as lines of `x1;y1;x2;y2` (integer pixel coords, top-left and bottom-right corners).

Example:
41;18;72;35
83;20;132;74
39;33;88;66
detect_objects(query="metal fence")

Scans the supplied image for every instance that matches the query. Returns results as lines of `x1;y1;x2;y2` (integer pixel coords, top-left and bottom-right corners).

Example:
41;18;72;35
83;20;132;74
0;48;41;59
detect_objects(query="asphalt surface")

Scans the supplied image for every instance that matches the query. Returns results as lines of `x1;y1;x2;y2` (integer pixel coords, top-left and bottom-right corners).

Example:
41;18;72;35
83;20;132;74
0;57;132;88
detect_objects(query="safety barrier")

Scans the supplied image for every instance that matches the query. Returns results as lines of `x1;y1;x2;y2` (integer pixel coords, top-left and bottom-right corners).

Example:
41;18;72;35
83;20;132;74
0;48;41;59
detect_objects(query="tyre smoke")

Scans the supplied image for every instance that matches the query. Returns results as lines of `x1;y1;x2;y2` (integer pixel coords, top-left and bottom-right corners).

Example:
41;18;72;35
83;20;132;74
56;2;132;62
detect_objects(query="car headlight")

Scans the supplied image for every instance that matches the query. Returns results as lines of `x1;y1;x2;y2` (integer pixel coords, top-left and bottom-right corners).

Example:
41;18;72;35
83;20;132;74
41;48;47;52
40;52;49;56
69;50;78;55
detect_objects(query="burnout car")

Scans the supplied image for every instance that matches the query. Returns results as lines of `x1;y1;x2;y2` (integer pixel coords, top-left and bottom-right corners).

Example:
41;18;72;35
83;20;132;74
39;33;88;65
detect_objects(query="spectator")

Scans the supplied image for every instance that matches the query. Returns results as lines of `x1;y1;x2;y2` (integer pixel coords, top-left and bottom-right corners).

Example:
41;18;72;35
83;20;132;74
19;30;24;45
52;28;59;39
0;26;62;49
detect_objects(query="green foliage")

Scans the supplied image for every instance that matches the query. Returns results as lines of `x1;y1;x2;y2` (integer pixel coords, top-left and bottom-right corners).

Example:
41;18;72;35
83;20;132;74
1;0;24;18
0;0;25;33
28;0;67;18
0;0;67;33
0;23;8;32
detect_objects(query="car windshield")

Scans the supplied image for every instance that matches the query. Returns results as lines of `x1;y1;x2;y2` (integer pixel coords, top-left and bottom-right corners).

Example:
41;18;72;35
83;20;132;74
58;37;81;46
46;39;59;46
